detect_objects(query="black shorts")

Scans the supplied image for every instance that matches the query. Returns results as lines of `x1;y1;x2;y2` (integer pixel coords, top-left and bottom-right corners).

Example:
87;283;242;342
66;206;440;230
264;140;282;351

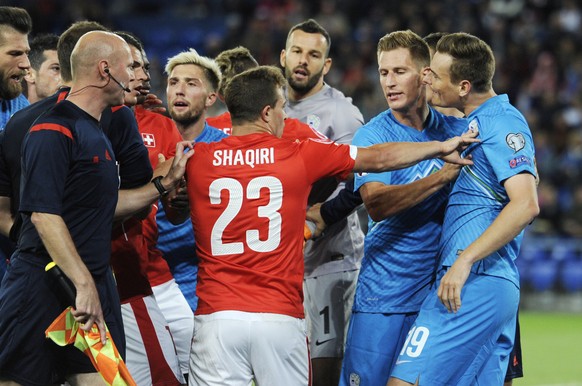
0;253;124;385
505;314;523;381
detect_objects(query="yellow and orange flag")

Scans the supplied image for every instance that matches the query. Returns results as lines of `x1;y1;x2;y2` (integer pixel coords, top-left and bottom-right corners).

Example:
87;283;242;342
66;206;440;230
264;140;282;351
45;307;136;386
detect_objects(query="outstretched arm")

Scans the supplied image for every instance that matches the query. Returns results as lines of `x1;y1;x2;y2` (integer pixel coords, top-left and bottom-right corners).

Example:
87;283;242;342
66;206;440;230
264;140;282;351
360;162;462;222
353;133;478;173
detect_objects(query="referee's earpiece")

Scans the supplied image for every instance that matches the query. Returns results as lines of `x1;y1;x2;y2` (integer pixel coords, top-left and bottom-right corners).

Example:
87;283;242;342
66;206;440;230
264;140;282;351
104;67;110;74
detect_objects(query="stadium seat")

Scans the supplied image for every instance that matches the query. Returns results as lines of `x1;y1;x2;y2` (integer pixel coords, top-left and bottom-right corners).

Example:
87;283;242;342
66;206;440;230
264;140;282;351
559;259;582;292
528;259;559;291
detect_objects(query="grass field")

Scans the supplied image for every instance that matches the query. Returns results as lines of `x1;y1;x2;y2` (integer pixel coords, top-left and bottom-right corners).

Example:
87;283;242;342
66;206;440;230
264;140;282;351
518;311;582;385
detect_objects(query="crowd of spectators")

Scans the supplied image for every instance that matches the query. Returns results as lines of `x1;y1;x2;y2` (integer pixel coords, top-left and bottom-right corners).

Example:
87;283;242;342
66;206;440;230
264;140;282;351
8;0;582;239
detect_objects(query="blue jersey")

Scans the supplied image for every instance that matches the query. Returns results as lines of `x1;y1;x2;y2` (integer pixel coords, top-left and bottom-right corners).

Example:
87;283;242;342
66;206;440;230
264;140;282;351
439;95;536;288
18;100;119;276
353;107;466;313
0;95;29;131
156;122;227;311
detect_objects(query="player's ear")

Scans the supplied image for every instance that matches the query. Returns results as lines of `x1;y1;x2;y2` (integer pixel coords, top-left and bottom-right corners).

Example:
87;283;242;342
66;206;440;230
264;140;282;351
279;49;287;68
459;79;471;98
261;104;271;123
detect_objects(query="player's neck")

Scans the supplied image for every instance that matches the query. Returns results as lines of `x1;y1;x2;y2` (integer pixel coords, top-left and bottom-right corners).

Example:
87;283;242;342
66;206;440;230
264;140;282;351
463;89;497;116
231;121;272;137
287;80;324;102
392;101;430;131
177;114;206;141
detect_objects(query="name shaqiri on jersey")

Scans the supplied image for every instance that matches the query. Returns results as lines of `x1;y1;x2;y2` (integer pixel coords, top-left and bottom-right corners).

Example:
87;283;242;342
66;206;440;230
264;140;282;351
212;147;275;168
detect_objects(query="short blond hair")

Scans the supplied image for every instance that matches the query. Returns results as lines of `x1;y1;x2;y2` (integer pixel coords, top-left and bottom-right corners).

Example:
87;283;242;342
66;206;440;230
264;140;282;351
165;48;221;91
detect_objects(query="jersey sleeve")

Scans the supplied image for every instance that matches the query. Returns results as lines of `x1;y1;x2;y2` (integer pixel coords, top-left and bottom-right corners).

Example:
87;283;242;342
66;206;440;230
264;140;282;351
107;106;153;189
352;123;396;191
300;139;356;184
20;123;73;215
479;116;537;184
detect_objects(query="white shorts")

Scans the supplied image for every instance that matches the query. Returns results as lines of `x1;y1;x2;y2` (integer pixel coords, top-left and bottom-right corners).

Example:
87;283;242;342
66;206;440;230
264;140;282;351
189;311;310;386
303;269;358;358
121;295;184;385
152;279;194;375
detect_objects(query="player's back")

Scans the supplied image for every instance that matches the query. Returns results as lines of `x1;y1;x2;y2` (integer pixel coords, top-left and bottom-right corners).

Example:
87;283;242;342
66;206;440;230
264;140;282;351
187;133;355;318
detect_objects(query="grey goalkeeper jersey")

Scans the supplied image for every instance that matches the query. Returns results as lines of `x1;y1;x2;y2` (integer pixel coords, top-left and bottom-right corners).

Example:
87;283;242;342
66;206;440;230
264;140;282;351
285;84;365;277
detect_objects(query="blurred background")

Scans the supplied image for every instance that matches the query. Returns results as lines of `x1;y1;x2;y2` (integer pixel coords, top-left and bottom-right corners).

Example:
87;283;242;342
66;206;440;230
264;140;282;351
5;0;582;381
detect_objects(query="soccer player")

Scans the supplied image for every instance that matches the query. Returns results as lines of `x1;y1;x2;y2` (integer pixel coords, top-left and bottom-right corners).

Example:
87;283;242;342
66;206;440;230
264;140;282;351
185;64;477;385
0;6;32;281
279;19;365;385
389;32;539;385
156;48;227;314
339;30;468;386
113;31;185;385
424;31;525;386
22;33;61;104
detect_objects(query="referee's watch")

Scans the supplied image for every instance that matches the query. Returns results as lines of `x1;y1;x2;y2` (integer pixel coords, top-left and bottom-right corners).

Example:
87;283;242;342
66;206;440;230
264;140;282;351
151;176;170;197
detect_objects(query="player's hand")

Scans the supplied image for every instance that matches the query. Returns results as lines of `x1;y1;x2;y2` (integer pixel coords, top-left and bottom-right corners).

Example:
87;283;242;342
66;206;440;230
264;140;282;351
161;141;195;190
438;158;469;183
168;180;189;211
439;130;479;165
437;258;472;313
306;203;326;238
71;281;107;344
142;93;166;114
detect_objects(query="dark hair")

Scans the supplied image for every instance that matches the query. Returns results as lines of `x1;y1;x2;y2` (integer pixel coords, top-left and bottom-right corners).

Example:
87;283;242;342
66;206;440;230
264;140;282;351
423;32;449;52
286;19;331;57
0;7;32;36
28;33;59;71
115;30;143;52
57;21;109;83
225;65;286;125
436;32;495;93
215;46;258;97
377;30;430;69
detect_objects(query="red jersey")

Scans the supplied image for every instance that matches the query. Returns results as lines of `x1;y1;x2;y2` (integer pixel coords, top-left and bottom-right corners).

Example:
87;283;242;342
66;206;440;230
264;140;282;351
207;111;328;142
134;105;183;286
186;133;356;318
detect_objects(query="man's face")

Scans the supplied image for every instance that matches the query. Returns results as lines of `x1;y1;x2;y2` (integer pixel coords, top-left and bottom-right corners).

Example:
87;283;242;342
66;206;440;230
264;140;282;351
0;27;30;99
424;52;460;109
166;64;213;127
378;47;426;113
138;49;152;104
280;30;330;96
32;49;60;100
125;45;148;106
109;43;135;106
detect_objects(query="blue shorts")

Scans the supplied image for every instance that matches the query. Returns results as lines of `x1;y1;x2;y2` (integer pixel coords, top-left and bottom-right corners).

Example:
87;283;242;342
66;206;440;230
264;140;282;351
0;253;124;385
340;311;417;386
391;270;519;386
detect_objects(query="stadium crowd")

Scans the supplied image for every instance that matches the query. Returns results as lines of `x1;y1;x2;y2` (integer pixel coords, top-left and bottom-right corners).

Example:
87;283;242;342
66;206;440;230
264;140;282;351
10;0;582;238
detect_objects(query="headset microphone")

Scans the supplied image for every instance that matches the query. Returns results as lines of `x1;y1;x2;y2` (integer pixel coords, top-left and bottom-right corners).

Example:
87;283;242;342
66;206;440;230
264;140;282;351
104;67;131;93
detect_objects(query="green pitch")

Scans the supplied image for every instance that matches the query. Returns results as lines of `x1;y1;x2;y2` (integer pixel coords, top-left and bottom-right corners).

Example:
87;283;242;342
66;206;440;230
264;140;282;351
519;311;582;385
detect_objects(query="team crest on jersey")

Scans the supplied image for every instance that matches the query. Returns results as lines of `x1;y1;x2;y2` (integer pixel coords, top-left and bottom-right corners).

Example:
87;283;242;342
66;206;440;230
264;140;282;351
141;132;156;148
468;118;479;134
349;373;361;386
506;133;526;153
306;114;321;131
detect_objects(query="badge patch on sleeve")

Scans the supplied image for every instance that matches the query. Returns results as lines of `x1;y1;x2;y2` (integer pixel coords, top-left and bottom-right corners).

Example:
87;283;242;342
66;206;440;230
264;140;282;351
506;133;526;152
509;155;532;168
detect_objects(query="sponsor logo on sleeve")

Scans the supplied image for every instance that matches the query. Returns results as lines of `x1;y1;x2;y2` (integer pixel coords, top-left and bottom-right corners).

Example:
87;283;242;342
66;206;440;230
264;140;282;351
509;155;532;168
506;133;526;152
